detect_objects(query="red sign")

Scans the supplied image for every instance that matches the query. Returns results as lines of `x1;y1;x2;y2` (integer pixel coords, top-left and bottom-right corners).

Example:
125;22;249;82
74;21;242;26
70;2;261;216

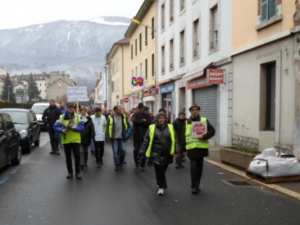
131;76;145;87
124;97;129;103
208;69;225;84
193;123;206;136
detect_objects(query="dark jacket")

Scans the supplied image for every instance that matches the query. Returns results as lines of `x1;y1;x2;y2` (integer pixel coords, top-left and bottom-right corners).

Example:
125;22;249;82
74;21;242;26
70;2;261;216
132;111;151;141
182;115;215;158
42;105;61;126
106;114;130;141
140;122;177;166
173;118;186;152
80;116;94;145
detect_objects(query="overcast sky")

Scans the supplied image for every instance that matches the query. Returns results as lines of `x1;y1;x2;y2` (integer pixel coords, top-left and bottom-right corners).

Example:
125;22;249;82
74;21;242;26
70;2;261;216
0;0;145;29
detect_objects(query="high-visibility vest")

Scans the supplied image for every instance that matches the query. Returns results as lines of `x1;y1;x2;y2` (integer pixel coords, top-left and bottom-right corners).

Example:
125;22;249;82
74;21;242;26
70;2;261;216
146;124;175;157
60;114;81;144
108;115;128;139
185;117;209;150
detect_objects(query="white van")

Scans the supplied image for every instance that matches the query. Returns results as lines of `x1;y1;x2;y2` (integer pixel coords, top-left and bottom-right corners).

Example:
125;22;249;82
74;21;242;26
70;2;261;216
31;103;49;129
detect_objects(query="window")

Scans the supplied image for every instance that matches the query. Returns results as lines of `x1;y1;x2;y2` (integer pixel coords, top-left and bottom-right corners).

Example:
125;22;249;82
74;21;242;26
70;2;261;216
131;44;133;60
210;5;219;50
180;30;185;66
265;63;276;130
0;115;3;130
193;19;200;58
140;63;143;76
135;39;137;56
139;33;142;51
180;0;185;11
161;46;165;74
3;114;14;130
145;27;148;46
112;78;119;92
151;17;155;39
145;59;148;80
260;0;277;22
132;70;134;77
170;0;174;22
169;39;174;70
152;54;155;77
161;4;165;30
135;66;138;76
30;112;35;122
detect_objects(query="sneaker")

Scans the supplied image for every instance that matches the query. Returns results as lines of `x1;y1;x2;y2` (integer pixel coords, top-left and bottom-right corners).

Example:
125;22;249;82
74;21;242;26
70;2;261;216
55;151;60;155
75;174;82;180
66;174;73;179
157;188;164;196
50;150;54;155
191;187;198;195
114;166;120;171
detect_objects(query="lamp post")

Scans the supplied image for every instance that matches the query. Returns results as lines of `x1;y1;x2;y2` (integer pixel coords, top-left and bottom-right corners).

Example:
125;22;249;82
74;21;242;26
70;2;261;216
7;85;11;102
131;19;156;32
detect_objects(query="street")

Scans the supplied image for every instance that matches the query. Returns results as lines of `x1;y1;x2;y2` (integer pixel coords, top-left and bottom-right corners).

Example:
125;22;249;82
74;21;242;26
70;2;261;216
1;132;300;225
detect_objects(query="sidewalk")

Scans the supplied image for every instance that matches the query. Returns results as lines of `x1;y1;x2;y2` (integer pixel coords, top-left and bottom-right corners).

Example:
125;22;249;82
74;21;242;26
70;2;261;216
205;147;300;201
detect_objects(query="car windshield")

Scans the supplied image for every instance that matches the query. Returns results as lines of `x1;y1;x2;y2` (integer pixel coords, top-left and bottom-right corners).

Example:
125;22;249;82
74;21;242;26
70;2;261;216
32;105;48;114
5;111;28;124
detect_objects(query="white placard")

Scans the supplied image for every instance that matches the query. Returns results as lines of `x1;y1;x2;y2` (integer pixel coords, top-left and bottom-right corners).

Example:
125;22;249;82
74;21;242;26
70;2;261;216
67;86;88;102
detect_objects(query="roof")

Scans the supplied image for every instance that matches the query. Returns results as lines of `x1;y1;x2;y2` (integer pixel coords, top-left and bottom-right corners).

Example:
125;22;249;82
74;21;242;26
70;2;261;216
124;0;154;38
0;108;30;112
47;78;74;89
107;38;130;58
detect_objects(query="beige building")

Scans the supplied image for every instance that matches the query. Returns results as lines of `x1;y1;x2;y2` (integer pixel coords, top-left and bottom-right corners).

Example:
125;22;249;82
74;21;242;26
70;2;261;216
47;78;75;102
231;0;300;157
124;0;157;112
107;38;130;110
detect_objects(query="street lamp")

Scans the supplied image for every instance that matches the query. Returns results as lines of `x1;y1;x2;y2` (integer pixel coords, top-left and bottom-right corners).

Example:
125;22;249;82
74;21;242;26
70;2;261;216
131;19;156;32
7;85;11;102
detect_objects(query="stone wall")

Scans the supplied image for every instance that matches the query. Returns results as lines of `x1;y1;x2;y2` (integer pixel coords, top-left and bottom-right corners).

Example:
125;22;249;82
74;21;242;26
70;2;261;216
232;135;259;150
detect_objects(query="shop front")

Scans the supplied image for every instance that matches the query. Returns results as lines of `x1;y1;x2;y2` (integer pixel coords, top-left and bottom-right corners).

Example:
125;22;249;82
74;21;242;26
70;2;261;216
160;83;175;122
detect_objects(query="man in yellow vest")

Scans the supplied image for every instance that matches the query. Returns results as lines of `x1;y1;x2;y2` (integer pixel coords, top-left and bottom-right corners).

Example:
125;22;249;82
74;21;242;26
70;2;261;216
107;105;130;171
183;103;215;194
54;102;85;180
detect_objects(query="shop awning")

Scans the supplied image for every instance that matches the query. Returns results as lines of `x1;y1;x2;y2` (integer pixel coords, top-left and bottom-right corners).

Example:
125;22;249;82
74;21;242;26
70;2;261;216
182;62;213;81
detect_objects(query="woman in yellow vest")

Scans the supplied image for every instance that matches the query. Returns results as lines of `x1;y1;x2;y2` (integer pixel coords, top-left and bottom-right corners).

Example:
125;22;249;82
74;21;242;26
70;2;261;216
140;112;177;196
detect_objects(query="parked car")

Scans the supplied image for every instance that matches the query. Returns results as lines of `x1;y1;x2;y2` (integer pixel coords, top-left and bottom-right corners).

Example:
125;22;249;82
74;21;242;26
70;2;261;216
31;103;49;130
0;108;40;153
0;112;22;169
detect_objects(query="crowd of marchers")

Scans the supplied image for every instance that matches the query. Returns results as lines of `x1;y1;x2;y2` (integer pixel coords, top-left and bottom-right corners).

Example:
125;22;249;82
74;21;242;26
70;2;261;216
42;99;215;196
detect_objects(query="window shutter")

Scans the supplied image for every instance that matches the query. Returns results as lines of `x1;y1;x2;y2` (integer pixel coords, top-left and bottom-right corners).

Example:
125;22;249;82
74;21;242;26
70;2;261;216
261;0;268;22
269;0;277;19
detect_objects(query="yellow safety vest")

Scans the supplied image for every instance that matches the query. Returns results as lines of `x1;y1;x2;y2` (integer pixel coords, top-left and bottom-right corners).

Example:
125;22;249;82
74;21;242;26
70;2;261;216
185;117;209;150
108;115;128;139
60;114;81;144
146;124;175;157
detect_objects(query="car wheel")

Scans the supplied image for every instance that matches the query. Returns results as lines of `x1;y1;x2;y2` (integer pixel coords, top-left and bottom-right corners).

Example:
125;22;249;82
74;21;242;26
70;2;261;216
23;139;32;154
11;143;22;165
34;133;40;147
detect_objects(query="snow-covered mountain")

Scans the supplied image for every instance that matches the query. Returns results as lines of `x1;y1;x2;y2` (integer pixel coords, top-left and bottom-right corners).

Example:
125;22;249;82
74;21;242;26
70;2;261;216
0;16;131;91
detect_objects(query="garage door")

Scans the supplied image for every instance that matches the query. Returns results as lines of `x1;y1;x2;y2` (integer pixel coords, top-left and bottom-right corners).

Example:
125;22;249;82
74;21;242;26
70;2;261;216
193;85;218;138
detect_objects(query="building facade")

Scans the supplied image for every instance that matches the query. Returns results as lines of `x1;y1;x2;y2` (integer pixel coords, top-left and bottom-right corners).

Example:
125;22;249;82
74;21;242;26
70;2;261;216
125;0;158;113
156;0;232;146
231;0;299;157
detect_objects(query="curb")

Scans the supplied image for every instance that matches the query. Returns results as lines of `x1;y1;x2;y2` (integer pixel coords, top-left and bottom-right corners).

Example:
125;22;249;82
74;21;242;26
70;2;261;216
205;158;300;202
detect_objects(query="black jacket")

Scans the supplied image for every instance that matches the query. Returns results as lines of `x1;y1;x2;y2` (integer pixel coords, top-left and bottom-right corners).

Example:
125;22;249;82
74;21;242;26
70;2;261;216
140;123;177;166
182;115;215;158
132;111;151;141
80;116;94;145
172;118;186;151
42;105;61;126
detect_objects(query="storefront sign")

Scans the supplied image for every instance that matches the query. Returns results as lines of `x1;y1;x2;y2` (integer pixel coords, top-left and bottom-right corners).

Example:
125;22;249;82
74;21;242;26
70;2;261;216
131;76;145;87
160;84;174;94
208;69;225;84
187;76;208;90
191;121;207;137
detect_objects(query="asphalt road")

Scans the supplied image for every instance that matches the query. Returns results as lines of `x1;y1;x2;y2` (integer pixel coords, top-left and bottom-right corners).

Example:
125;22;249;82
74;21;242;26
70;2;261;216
1;132;300;225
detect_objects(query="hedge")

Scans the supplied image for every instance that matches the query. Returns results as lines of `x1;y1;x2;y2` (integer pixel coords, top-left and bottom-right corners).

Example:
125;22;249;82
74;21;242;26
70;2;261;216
0;102;33;109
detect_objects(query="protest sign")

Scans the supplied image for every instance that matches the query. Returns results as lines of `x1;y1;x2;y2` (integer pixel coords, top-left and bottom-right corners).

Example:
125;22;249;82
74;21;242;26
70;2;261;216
191;121;207;138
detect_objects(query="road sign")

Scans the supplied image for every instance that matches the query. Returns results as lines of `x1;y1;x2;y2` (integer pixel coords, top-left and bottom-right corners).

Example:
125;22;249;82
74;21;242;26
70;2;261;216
124;97;129;103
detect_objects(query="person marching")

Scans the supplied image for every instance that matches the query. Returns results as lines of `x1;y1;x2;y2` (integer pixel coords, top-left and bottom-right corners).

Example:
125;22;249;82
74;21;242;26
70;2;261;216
90;107;107;168
79;106;94;169
140;112;177;196
173;111;186;169
107;105;130;171
54;102;85;180
182;103;215;194
42;99;61;155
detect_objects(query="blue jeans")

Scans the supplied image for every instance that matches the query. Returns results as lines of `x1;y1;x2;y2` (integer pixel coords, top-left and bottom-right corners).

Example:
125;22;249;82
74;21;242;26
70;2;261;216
47;126;59;151
90;139;95;152
112;139;126;166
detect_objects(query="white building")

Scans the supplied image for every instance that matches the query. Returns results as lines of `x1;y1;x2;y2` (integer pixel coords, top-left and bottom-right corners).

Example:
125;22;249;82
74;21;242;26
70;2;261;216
156;0;233;146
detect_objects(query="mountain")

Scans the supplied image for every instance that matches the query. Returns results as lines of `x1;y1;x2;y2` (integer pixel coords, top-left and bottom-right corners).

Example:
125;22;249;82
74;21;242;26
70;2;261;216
0;16;131;91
